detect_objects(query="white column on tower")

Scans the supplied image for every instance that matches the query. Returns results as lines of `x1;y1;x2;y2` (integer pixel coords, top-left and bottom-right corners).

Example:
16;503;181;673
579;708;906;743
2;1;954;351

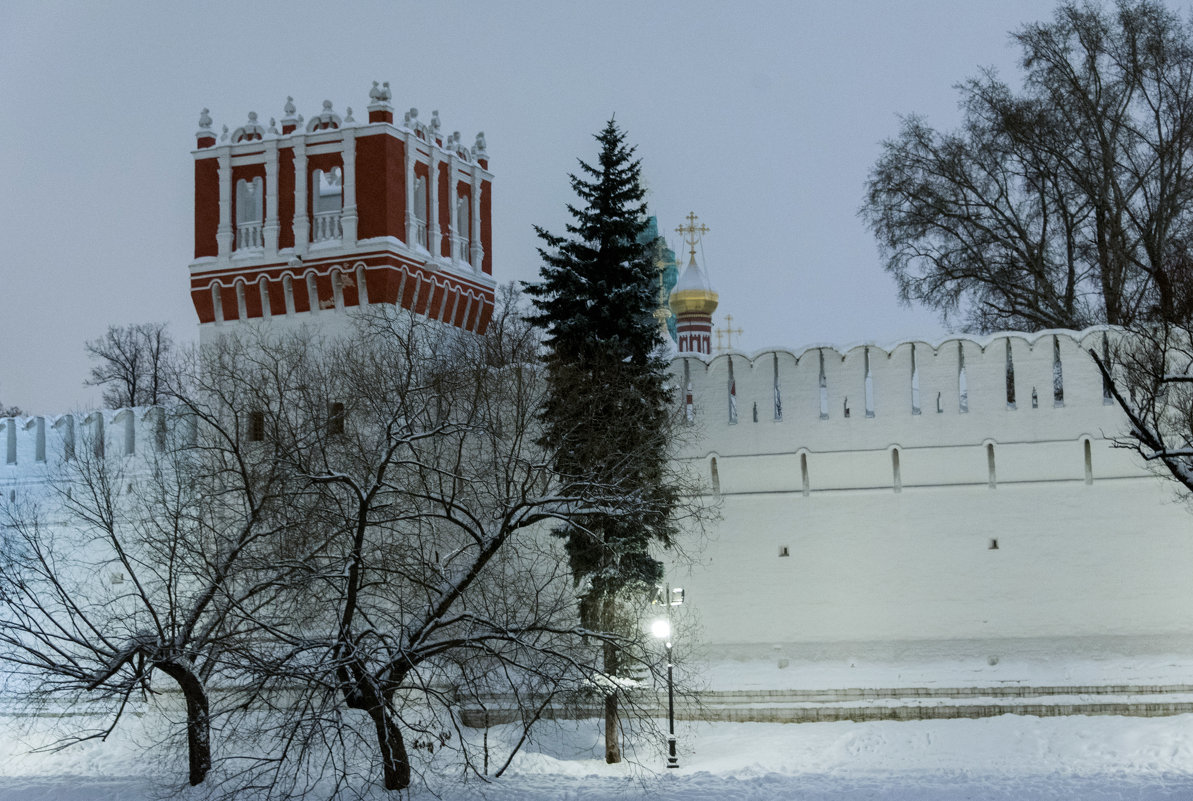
216;148;232;259
340;128;357;246
263;139;279;257
293;141;309;255
470;170;483;270
404;130;416;246
428;149;441;259
447;153;459;262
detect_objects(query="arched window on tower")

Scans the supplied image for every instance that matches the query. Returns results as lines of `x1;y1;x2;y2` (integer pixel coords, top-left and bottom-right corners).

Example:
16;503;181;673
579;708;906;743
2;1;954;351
414;177;428;248
312;167;343;242
456;196;471;266
235;177;264;250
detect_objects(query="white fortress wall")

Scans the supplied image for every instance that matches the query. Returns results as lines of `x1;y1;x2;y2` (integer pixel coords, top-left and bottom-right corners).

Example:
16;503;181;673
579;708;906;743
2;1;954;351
668;328;1193;652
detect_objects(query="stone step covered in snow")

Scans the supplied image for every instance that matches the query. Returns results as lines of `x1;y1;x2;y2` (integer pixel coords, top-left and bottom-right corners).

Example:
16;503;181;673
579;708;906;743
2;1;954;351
459;683;1193;726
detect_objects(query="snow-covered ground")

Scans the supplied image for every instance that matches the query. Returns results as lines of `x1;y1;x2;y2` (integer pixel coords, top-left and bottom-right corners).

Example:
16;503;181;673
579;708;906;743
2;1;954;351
4;713;1193;800
6;648;1193;799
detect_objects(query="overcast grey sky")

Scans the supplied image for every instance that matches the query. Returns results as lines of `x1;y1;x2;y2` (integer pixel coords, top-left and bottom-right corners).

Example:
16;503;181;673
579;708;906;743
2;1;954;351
2;0;1177;413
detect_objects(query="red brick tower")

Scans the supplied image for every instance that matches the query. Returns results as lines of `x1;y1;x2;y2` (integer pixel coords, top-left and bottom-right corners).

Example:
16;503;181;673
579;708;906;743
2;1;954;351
190;84;494;333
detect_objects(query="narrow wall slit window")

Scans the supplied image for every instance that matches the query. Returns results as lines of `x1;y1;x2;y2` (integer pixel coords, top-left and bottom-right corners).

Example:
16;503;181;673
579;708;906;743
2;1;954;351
958;341;969;413
987;443;997;488
1052;336;1064;407
892;448;902;493
800;453;810;496
911;345;921;415
818;350;829;420
710;457;721;495
1084;439;1093;484
864;347;875;418
727;357;738;424
773;353;783;421
1005;341;1017;409
1102;332;1114;405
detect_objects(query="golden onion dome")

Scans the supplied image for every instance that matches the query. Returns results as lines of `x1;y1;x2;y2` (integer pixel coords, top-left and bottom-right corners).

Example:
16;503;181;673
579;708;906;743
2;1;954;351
669;253;719;317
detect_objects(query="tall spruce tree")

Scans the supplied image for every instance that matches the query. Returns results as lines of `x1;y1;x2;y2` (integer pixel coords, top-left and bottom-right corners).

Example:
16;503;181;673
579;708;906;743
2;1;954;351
525;119;678;764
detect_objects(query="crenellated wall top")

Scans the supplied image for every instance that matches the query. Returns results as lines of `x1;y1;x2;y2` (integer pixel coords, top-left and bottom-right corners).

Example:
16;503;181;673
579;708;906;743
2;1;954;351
680;325;1117;371
671;327;1126;458
0;406;178;485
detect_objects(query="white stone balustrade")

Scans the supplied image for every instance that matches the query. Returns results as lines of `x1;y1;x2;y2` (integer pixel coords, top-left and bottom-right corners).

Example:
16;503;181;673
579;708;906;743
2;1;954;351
312;210;343;243
235;222;263;250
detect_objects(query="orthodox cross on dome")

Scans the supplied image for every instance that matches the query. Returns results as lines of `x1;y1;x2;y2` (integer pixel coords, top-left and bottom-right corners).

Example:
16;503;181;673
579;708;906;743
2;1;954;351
675;212;709;260
715;314;744;353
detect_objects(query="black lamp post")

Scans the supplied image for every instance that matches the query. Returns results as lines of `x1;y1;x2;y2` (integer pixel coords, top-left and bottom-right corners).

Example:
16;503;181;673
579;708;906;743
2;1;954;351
651;584;683;769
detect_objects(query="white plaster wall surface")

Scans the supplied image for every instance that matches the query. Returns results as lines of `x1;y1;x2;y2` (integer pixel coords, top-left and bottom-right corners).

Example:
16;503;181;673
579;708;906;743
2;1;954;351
669;329;1193;654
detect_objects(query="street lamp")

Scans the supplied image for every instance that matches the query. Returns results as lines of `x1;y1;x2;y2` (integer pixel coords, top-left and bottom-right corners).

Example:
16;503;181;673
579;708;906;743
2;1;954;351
651;584;683;769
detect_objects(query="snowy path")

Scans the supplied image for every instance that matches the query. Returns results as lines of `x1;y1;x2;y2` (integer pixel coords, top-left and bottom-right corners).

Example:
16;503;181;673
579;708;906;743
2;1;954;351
4;714;1193;800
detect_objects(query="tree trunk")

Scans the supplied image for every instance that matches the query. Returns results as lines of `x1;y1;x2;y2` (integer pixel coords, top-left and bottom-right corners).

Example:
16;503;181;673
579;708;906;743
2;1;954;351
602;596;621;764
339;663;412;791
604;691;621;764
365;701;411;791
155;661;211;786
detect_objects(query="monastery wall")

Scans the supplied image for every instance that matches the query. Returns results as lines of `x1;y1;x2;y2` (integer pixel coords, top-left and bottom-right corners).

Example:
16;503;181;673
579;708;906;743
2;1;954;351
1;407;170;491
8;328;1193;665
668;327;1193;654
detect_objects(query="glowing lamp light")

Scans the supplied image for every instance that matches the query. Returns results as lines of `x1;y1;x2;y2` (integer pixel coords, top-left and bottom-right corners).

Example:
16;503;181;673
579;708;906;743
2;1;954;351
651;618;672;640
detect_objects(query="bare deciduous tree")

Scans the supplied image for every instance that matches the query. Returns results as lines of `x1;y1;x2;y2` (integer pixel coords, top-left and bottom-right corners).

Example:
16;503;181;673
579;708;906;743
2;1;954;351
862;0;1193;333
85;322;176;408
4;292;706;798
0;395;298;786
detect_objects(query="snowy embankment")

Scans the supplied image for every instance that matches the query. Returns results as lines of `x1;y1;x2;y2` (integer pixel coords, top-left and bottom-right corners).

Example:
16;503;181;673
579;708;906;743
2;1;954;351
4;713;1193;800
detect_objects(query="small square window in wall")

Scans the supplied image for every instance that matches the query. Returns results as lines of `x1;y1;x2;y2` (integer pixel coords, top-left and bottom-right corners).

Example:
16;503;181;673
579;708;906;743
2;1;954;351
778;546;790;557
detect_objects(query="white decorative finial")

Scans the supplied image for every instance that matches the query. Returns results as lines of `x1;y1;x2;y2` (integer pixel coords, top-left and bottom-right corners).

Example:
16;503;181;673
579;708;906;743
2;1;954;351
198;108;212;129
473;131;487;158
370;81;382;102
306;102;341;132
268;117;278;134
220;125;229;142
284;96;296;116
344;106;354;123
232;112;265;143
431;110;441;131
381;81;391;100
